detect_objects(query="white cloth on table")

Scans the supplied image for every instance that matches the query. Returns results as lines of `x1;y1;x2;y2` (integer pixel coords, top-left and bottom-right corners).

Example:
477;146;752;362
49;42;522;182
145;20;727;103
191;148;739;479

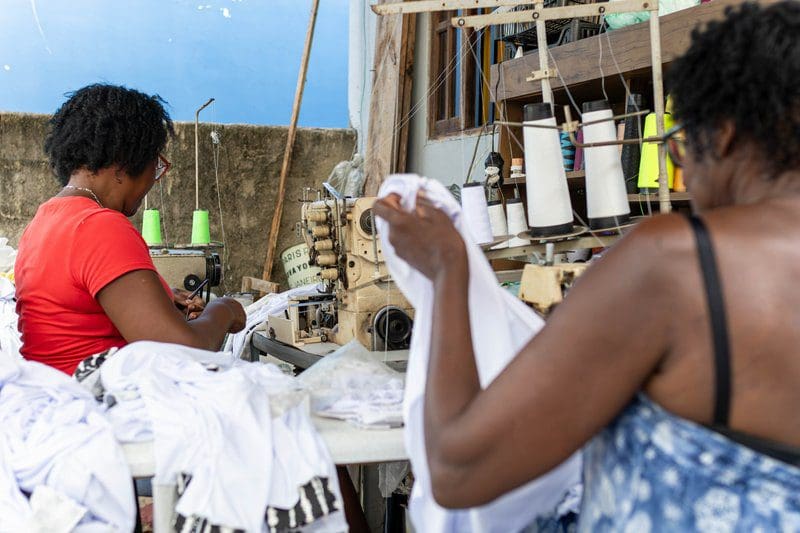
224;284;324;359
0;278;21;361
376;174;582;533
0;356;135;533
298;341;404;429
99;341;345;533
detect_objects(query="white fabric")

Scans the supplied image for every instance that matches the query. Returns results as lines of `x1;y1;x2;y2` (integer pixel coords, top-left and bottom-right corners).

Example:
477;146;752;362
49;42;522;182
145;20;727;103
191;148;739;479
299;341;404;429
376;174;582;533
0;356;135;532
100;341;345;532
27;485;87;533
0;278;21;361
0;238;16;274
224;284;324;359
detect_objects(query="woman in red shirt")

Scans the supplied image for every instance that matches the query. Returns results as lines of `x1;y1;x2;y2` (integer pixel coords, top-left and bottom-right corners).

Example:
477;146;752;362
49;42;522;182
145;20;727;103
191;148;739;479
14;84;245;375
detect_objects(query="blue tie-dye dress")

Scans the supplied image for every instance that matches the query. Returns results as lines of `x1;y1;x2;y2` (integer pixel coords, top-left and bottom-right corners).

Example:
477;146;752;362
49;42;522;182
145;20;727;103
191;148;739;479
577;394;800;532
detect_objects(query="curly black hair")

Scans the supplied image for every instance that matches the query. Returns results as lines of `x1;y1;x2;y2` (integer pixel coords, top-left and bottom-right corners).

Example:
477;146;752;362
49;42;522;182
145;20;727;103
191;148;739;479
44;84;174;185
668;1;800;173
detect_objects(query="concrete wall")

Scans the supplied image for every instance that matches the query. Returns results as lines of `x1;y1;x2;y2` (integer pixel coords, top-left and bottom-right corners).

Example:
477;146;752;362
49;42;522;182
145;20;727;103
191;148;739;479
0;112;356;291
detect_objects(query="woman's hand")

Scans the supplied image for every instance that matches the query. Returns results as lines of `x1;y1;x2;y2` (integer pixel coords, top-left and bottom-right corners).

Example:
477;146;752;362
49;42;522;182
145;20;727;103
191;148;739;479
172;288;205;320
211;297;247;334
373;193;467;281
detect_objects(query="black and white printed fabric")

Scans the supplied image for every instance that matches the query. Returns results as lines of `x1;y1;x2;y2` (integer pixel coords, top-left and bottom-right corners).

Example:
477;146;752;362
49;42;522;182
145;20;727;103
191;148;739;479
174;474;340;533
0;354;135;532
73;347;117;401
97;341;346;533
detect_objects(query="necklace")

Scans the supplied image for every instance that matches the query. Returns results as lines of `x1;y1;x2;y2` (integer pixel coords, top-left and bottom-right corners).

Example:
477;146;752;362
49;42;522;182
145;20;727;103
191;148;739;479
64;185;103;208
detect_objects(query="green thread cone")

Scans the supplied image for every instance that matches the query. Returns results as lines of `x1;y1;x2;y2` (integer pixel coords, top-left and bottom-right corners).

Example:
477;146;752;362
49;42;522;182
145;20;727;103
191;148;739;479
142;209;163;245
191;209;211;245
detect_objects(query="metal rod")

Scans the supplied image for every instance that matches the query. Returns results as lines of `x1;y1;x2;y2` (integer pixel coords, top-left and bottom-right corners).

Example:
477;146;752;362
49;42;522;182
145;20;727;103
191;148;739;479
649;13;671;213
562;106;661;148
370;210;381;278
582;109;650;127
494;109;649;130
194;98;214;211
493;120;560;130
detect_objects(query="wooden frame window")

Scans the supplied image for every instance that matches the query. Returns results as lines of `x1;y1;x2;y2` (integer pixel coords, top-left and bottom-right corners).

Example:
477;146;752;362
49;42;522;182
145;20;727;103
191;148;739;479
430;11;460;136
429;10;503;139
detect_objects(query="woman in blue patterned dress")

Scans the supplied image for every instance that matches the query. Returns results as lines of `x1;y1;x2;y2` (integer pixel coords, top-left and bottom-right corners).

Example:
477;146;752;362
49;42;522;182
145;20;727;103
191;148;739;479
374;2;800;531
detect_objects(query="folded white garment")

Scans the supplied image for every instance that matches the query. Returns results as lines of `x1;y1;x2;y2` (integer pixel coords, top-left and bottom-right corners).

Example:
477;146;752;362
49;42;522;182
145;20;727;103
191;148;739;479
0;356;135;533
376;174;582;533
224;284;325;359
100;341;345;533
299;341;405;429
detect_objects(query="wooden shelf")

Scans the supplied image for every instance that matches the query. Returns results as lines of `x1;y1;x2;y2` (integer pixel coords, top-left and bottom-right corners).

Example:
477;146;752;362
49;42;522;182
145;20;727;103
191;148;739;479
505;170;585;186
484;234;619;261
627;192;691;203
488;0;771;103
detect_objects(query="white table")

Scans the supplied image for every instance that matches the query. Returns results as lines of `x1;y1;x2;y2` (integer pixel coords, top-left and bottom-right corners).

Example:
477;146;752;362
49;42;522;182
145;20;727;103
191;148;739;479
122;416;407;532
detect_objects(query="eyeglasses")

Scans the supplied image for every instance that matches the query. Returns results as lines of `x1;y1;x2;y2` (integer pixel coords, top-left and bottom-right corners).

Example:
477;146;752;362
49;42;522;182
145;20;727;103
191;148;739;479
155;154;171;182
663;124;687;168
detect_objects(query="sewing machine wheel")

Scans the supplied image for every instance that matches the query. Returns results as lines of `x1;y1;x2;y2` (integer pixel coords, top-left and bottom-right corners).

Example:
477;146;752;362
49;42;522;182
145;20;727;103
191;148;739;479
206;253;222;286
184;274;202;291
359;209;375;236
373;306;413;351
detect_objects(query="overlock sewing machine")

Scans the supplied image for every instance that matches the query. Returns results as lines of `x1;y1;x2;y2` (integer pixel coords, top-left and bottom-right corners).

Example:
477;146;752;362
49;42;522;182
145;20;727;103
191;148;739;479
263;185;414;366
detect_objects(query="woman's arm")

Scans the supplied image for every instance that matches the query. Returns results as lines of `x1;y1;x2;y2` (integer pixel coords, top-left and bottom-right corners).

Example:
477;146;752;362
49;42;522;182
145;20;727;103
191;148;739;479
97;270;246;351
376;195;679;508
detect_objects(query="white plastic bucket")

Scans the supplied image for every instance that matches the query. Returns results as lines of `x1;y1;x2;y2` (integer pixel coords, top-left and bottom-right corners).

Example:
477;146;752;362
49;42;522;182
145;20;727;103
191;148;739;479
281;243;321;288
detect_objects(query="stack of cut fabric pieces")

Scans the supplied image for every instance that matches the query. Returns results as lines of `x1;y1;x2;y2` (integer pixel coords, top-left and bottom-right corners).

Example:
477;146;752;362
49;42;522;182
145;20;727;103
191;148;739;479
94;341;347;533
0;354;136;532
299;341;404;429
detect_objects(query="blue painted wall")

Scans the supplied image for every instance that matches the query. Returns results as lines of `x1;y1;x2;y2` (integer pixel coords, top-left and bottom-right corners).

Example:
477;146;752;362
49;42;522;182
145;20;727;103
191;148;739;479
0;0;349;127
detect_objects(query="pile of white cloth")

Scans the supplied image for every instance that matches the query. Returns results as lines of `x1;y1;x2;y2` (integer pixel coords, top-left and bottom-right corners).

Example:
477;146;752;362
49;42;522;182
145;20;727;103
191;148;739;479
0;278;21;361
299;341;404;429
224;284;325;359
376;174;582;533
98;341;346;533
0;238;16;275
0;356;135;532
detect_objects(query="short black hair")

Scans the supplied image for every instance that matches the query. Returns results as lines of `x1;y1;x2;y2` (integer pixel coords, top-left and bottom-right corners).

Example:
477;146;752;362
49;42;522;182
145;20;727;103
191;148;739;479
44;84;174;185
668;1;800;173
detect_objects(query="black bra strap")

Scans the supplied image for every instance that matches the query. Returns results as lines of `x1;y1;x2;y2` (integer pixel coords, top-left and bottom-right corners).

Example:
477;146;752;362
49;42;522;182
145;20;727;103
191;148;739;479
688;215;732;426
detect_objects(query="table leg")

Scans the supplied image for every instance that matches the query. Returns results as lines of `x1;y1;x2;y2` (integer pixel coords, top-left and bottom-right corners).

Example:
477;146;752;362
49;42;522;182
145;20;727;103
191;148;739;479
152;482;178;533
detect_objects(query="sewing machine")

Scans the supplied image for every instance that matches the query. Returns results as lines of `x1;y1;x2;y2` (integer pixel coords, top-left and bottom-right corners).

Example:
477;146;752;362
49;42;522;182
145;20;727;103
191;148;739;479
264;187;414;361
518;263;588;315
149;248;222;296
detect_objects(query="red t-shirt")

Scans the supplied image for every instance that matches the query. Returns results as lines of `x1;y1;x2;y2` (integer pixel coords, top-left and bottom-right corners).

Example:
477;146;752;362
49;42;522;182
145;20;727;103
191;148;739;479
15;196;172;374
